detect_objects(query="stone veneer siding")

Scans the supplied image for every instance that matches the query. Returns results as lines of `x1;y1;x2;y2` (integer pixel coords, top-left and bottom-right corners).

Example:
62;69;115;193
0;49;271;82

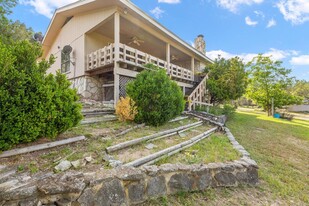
70;76;103;101
0;127;258;206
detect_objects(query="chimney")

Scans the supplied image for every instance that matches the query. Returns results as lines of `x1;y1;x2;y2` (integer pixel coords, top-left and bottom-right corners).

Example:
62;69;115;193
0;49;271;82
194;34;206;55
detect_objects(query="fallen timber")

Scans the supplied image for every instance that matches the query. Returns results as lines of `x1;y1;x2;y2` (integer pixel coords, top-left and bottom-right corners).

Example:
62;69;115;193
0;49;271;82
147;122;203;143
124;127;218;167
0;136;86;158
106;121;203;153
187;112;225;127
116;124;145;137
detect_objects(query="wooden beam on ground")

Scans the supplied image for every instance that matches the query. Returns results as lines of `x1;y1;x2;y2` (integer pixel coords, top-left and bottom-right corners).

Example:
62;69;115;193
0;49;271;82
0;136;86;158
124;127;218;167
168;116;189;123
188;112;224;127
116;124;145;137
106;121;203;153
147;122;203;143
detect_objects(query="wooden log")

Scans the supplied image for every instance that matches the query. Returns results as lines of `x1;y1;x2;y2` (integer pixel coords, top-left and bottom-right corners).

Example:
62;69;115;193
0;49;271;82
124;127;218;167
147;122;203;143
188;113;224;127
116;124;145;137
106;121;203;153
0;136;85;158
168;116;189;123
143;140;199;166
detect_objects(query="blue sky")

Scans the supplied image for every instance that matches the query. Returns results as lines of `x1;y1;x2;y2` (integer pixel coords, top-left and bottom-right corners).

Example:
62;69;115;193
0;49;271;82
10;0;309;80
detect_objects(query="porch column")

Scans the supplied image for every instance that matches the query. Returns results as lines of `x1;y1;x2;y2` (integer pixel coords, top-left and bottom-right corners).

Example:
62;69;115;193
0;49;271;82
114;12;120;61
166;43;170;74
114;12;120;106
191;57;195;81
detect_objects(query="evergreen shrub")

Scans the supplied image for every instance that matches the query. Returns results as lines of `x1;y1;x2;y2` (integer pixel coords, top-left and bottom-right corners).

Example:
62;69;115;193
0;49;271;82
126;65;185;126
0;41;82;151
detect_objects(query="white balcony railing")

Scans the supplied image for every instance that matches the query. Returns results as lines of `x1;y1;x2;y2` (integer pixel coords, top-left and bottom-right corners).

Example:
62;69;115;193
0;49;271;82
87;43;194;81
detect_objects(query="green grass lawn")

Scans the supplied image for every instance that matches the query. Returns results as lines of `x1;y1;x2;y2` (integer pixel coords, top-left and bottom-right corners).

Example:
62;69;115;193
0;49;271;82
142;111;309;205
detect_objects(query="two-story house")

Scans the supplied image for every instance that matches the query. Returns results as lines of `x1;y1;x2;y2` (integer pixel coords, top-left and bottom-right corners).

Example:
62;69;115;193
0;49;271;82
42;0;213;110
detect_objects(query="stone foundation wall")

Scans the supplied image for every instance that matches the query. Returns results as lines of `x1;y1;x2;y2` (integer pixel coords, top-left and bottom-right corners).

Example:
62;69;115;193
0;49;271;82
0;161;258;206
70;76;104;101
0;127;258;206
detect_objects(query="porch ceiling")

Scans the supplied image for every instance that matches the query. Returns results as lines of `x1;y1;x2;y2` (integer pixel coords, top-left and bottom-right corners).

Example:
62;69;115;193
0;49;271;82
94;17;190;61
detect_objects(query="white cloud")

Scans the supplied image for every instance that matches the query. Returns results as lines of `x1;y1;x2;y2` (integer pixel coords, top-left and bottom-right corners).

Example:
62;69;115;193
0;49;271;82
150;7;165;19
267;18;277;28
277;0;309;24
21;0;78;18
254;10;265;18
290;55;309;65
158;0;181;4
245;16;258;26
207;48;298;63
216;0;264;13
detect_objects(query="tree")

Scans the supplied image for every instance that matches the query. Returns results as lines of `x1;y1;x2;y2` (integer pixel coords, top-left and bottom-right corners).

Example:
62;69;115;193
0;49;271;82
246;54;302;116
290;80;309;102
126;64;185;126
0;0;34;44
0;40;82;150
205;56;248;105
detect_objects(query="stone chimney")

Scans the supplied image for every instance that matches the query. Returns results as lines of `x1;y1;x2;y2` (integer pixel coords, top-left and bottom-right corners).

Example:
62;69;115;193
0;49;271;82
194;34;206;55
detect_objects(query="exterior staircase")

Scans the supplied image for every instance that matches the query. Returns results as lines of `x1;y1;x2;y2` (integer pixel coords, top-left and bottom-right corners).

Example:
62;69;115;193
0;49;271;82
186;75;212;111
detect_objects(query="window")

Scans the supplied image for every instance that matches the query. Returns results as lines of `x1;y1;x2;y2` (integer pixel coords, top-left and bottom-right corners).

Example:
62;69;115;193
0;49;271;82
61;51;70;73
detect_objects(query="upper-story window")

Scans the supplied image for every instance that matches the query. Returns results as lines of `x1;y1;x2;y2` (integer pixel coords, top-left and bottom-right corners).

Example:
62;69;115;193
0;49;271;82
61;50;70;73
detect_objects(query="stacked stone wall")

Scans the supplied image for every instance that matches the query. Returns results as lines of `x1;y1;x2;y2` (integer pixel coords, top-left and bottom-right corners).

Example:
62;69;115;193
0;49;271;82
70;76;103;101
0;127;258;206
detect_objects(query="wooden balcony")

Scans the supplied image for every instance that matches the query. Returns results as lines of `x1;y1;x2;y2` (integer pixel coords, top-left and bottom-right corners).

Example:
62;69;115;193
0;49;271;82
87;43;194;82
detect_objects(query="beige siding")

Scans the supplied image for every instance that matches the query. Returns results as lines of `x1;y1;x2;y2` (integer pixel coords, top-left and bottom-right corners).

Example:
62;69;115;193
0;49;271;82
46;7;116;79
85;32;113;55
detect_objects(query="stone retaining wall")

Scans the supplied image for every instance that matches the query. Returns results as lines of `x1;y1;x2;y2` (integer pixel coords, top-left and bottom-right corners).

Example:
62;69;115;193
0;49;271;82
0;128;258;206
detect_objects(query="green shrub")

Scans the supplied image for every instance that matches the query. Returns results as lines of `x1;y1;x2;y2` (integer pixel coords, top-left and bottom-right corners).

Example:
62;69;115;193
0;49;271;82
198;104;236;119
222;104;236;119
126;66;185;126
0;40;82;151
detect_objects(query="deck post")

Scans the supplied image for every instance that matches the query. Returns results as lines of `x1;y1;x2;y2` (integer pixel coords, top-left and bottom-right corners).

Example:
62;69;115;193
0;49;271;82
114;12;120;106
166;43;170;74
191;57;195;81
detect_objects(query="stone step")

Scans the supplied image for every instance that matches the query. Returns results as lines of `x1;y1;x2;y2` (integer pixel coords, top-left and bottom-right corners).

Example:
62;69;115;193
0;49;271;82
82;110;115;117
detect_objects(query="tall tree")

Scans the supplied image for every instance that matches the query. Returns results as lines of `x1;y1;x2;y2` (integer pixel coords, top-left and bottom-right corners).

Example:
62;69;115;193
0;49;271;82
290;80;309;102
0;0;34;44
205;56;248;105
246;54;302;116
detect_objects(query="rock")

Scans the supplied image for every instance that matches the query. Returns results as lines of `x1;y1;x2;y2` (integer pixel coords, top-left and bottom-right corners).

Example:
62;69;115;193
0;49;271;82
78;188;95;206
71;160;81;169
1;185;37;201
128;182;145;203
84;156;93;163
94;179;126;205
109;160;122;168
103;154;114;162
38;172;85;195
0;165;6;172
54;160;71;172
146;176;166;197
145;143;156;150
0;180;19;191
55;198;71;206
168;173;195;193
19;198;39;206
214;171;237;186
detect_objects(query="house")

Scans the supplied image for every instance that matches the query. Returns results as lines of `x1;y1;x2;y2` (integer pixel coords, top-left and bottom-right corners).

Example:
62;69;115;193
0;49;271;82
42;0;213;110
